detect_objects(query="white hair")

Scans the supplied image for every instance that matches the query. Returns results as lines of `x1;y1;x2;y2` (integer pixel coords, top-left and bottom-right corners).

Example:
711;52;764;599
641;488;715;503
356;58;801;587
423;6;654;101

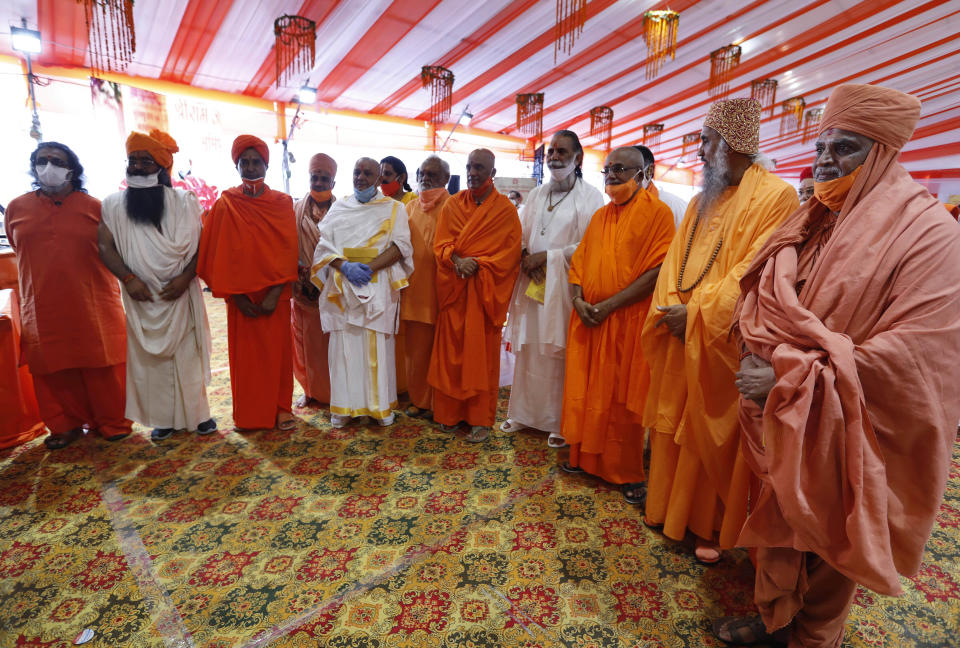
753;152;776;170
422;155;450;177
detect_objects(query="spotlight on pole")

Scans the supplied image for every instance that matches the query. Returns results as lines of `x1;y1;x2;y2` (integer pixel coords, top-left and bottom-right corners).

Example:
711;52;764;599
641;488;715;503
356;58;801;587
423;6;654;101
459;110;473;126
10;25;41;54
298;85;317;104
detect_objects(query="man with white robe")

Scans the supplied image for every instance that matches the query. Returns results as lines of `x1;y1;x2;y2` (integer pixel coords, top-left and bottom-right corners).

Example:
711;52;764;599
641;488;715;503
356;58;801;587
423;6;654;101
502;130;603;447
311;157;413;427
637;145;688;229
98;130;214;440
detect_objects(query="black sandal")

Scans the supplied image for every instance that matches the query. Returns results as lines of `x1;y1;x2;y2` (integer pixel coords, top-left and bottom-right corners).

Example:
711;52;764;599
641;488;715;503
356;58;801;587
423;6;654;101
622;482;646;505
559;461;584;474
44;428;82;450
712;616;788;646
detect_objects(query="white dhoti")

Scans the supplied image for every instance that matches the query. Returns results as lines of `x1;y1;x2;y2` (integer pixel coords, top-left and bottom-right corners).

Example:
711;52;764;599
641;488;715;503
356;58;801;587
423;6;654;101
328;325;397;420
506;345;565;433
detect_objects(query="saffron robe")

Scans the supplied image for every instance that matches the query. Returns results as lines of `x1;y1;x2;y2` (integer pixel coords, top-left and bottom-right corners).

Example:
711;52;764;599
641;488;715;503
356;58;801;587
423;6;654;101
561;188;675;483
5;190;130;436
311;193;413;419
198;185;298;429
429;188;521;427
641;164;798;547
292;195;332;403
101;187;212;430
506;178;604;434
400;191;449;410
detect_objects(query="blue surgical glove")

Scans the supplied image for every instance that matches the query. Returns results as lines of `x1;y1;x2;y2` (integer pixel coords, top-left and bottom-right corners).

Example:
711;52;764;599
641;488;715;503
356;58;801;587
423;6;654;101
340;261;372;286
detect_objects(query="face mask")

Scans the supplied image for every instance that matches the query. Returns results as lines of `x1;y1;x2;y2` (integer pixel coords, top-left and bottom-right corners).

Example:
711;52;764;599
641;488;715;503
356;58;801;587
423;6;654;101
548;160;576;182
242;177;265;194
640;165;653;190
419;187;448;211
814;165;862;213
35;163;72;190
126;172;160;189
604;172;641;205
469;176;494;201
310;189;333;203
380;180;401;197
355;184;378;203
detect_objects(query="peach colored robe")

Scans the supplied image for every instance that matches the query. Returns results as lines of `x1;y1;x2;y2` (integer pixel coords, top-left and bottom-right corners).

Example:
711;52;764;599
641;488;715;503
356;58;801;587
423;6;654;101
292;196;332;403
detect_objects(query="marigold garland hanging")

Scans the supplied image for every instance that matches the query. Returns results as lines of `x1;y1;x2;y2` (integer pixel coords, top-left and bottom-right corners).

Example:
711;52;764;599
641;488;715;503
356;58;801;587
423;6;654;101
554;0;587;62
642;10;679;79
420;66;454;126
516;93;544;140
802;107;823;144
275;15;316;89
750;78;778;117
77;0;136;74
589;106;613;151
709;44;741;99
682;131;700;158
780;96;806;136
643;123;664;152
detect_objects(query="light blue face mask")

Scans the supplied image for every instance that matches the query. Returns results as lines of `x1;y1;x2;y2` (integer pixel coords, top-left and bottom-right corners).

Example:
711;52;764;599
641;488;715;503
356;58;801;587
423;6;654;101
354;184;378;203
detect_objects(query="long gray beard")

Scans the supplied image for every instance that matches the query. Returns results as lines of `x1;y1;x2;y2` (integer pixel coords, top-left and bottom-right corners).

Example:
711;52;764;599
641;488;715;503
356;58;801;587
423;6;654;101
699;154;730;218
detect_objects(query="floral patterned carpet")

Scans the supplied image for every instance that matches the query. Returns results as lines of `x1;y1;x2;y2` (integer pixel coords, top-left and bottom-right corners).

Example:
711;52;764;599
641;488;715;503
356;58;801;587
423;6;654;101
1;294;958;648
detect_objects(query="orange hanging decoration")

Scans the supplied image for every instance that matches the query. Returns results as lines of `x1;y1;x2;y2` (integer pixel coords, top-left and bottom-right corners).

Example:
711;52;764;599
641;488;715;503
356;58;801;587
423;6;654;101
554;0;587;62
709;44;741;99
589;106;613;151
780;96;806;136
643;123;664;152
642;10;679;80
516;93;544;141
420;66;454;125
682;131;700;158
750;78;778;117
275;15;316;89
802;107;823;144
77;0;136;74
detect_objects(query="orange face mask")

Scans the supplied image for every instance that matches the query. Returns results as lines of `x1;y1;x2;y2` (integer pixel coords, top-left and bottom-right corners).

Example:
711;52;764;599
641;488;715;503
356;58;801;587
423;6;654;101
310;189;332;203
419;187;447;211
814;165;862;213
604;176;640;205
470;176;494;201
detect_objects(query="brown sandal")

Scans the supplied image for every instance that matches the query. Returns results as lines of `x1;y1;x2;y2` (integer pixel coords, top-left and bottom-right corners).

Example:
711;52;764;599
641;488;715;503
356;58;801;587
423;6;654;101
713;616;788;646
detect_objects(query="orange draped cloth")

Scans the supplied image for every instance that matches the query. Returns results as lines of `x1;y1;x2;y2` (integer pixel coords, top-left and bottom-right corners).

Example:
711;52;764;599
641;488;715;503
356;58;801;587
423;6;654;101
292;196;332;403
641;165;798;547
198;185;298;428
4;190;130;437
0;289;45;448
561;188;674;484
401;190;448;410
735;85;960;640
428;188;521;426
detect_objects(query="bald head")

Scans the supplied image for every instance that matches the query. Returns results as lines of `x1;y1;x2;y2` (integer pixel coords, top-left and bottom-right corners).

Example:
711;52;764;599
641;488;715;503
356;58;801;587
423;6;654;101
466;149;496;190
353;157;380;191
603;147;645;186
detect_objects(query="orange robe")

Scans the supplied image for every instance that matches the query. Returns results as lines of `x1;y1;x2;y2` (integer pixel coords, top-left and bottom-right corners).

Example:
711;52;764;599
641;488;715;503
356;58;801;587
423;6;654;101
400;191;448;410
292;196;331;404
5;190;130;438
561;189;674;484
428;188;521;427
198;185;298;429
641;165;798;547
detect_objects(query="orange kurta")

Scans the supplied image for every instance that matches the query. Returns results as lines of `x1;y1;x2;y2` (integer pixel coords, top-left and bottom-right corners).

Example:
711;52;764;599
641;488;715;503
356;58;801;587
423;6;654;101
561;188;674;484
198;185;298;429
428;188;521;427
5;190;130;437
292;196;331;403
400;191;448;410
640;165;798;547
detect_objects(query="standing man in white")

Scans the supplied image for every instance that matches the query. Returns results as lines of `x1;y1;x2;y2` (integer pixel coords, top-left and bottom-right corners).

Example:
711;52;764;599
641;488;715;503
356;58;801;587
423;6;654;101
503;130;604;448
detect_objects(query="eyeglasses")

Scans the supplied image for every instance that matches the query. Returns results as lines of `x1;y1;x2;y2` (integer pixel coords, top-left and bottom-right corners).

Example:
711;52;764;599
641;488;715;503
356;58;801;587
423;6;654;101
600;164;641;176
35;156;69;168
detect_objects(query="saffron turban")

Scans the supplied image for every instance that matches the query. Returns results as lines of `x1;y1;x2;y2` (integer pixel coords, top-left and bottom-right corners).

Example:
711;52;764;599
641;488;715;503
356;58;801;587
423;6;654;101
309;153;337;176
799;166;813;181
819;84;921;151
231;135;270;166
126;129;179;172
703;98;761;155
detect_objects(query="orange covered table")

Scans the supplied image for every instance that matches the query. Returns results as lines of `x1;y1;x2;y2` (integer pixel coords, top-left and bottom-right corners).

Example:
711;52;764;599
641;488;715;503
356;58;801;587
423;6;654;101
0;250;46;448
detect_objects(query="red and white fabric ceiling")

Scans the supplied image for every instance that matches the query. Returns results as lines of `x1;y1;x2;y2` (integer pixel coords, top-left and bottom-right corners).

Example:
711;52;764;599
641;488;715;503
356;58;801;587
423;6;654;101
2;0;957;178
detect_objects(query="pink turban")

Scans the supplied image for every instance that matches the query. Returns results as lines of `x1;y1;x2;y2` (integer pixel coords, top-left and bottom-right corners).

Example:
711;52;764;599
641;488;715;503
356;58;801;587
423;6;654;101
309;153;337;176
818;84;921;150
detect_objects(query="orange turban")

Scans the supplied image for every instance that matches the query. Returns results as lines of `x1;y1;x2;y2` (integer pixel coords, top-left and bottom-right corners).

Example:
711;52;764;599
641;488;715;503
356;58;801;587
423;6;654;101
309;153;337;176
819;84;920;151
231;135;270;166
126;129;179;172
703;98;761;155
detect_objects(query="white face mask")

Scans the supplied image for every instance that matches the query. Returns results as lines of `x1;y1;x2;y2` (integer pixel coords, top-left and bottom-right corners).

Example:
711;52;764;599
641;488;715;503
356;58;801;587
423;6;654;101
126;172;160;189
548;160;577;183
35;163;72;190
640;164;653;190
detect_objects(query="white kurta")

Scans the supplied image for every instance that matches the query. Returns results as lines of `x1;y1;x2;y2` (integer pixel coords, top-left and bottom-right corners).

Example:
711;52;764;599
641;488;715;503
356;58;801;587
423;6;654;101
504;177;604;432
101;187;212;429
655;185;689;229
311;193;413;419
